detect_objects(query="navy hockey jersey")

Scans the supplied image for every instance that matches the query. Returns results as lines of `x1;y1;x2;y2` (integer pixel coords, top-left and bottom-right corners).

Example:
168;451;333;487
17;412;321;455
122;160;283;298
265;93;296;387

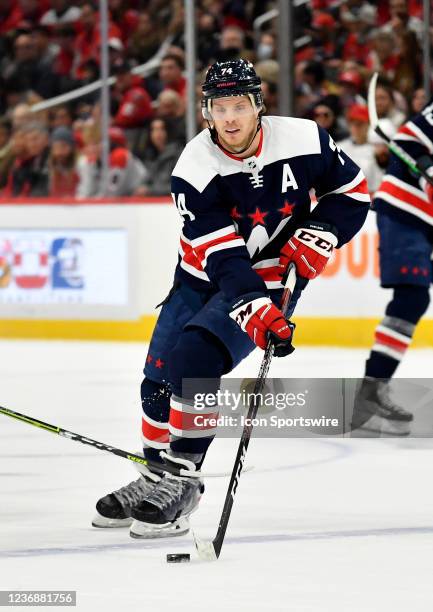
375;98;433;225
171;115;370;300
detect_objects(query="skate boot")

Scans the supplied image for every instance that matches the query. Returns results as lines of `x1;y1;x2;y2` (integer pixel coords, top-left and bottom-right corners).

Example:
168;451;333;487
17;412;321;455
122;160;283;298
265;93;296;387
92;465;160;528
130;453;204;539
351;377;413;435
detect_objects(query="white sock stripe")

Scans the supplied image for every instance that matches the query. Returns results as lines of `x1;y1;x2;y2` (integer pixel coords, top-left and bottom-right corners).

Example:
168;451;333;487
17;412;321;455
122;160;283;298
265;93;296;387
170;399;216;414
141;435;169;450
375;325;412;345
168;423;218;438
142;413;169;429
372;344;404;361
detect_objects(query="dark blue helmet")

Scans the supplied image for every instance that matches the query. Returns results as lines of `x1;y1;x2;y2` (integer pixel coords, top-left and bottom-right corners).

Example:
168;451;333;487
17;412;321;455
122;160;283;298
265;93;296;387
201;59;263;120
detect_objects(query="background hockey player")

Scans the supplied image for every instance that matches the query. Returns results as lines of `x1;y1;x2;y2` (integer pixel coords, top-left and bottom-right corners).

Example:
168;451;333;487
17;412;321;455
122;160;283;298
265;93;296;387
352;97;433;435
93;59;370;538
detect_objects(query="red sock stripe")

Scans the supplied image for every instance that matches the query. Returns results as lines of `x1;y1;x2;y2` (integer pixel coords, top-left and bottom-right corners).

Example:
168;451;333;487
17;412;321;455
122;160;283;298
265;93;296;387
141;417;169;443
169;407;219;432
374;331;409;352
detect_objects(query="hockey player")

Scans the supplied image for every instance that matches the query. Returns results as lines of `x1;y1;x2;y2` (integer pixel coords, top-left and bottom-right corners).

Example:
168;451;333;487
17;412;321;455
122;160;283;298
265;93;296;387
93;59;370;537
352;97;433;435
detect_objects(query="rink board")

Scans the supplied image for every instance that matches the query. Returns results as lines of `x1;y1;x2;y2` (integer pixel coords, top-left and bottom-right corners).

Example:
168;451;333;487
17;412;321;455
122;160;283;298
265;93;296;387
0;199;431;346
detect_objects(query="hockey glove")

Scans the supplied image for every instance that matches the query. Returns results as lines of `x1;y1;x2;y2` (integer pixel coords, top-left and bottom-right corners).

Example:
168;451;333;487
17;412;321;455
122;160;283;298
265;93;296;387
279;221;338;280
229;293;295;357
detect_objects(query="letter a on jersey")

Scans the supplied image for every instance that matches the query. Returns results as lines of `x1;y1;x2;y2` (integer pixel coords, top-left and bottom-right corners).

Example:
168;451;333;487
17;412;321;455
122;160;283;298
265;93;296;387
281;163;298;193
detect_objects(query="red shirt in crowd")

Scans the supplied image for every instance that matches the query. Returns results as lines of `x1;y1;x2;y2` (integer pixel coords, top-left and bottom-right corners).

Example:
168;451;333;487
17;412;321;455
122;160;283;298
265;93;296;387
114;76;153;128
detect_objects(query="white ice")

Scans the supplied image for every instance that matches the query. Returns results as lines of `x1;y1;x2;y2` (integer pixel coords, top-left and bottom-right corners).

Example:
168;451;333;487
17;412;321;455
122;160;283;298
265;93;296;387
1;340;433;612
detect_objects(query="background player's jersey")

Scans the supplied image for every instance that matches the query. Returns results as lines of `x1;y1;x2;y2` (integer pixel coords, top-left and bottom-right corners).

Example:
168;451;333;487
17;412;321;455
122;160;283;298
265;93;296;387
171;115;370;300
374;98;433;226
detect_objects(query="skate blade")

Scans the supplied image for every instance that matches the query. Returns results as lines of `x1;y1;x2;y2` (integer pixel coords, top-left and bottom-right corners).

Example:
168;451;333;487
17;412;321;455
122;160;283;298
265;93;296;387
92;513;133;528
130;517;189;539
192;530;218;561
352;415;411;436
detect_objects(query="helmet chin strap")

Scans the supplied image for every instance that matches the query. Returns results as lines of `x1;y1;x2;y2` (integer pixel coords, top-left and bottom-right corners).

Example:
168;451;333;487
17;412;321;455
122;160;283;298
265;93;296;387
208;116;262;156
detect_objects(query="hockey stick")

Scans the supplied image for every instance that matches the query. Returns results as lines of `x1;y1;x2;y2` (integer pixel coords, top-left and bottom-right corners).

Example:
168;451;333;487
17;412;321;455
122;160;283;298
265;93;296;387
193;262;297;561
0;405;250;479
368;72;433;187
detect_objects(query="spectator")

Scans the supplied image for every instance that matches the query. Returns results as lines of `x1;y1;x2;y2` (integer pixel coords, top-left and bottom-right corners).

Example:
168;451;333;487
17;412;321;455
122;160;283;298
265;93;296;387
197;11;219;66
381;0;424;42
40;0;81;26
216;25;247;62
50;104;73;130
0;119;14;188
135;118;182;196
159;54;187;99
298;60;336;105
366;31;399;82
256;32;276;62
52;24;75;78
373;79;405;130
393;30;422;98
108;0;138;43
3;122;49;197
260;80;278;115
1;31;58;98
112;60;153;129
1;33;35;84
76;126;146;198
311;12;337;60
410;88;427;115
337;3;376;63
312;96;347;141
127;12;162;64
48;126;79;197
338;104;384;192
31;25;58;70
156;89;185;144
338;69;366;111
73;3;121;79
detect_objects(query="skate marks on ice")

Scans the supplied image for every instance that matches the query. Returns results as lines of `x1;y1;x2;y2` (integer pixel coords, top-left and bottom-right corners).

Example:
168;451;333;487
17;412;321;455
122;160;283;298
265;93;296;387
2;524;433;560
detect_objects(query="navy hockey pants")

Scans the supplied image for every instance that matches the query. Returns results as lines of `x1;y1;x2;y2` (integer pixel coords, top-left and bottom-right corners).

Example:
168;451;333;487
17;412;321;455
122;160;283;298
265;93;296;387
140;279;305;463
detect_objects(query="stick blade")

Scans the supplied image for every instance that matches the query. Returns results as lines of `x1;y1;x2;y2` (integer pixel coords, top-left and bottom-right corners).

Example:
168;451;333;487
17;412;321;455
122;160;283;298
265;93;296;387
192;530;218;561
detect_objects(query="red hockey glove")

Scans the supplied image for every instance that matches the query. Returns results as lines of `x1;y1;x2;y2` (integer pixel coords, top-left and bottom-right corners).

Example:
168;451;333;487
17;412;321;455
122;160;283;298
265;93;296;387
279;221;338;280
229;293;295;357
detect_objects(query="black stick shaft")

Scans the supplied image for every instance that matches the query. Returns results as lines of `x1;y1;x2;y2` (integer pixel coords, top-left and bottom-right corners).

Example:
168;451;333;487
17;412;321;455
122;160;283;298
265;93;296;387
0;405;184;477
211;263;297;558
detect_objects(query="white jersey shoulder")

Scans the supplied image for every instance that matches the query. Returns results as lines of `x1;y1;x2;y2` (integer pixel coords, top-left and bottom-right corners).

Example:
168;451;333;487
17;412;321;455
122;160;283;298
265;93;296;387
261;116;321;164
172;116;322;193
172;129;221;193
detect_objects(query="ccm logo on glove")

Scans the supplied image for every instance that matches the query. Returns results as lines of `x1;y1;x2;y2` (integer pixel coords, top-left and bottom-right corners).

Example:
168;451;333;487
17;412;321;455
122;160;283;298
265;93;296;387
230;293;295;357
279;222;338;280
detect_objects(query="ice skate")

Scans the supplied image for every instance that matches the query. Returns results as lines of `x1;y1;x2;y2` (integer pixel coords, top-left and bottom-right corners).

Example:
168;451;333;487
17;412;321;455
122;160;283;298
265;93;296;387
351;377;413;435
130;453;204;539
92;466;160;528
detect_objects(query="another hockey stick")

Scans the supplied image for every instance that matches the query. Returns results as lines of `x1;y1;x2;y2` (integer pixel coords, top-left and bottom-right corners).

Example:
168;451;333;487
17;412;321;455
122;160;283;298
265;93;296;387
0;405;249;479
368;72;433;187
193;262;297;561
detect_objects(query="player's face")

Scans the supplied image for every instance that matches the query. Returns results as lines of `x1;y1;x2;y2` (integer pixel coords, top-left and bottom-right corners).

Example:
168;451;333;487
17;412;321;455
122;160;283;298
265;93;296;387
211;96;257;153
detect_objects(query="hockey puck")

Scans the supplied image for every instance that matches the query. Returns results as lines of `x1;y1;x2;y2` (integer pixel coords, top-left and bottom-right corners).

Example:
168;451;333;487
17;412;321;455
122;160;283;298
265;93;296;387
166;553;191;563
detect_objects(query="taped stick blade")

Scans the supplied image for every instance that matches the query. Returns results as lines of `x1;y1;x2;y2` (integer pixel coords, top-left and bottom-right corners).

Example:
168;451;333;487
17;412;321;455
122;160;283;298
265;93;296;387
192;530;218;561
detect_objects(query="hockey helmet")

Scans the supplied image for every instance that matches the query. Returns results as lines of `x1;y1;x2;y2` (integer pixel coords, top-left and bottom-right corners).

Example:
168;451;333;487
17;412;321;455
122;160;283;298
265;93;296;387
201;59;263;120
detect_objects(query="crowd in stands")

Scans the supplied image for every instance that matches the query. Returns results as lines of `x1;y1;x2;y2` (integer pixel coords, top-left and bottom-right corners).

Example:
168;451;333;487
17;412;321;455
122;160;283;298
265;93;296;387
0;0;431;199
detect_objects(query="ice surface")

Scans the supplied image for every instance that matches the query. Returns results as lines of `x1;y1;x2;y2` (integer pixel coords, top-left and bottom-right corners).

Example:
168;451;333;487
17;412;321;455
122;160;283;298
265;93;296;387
1;341;433;611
